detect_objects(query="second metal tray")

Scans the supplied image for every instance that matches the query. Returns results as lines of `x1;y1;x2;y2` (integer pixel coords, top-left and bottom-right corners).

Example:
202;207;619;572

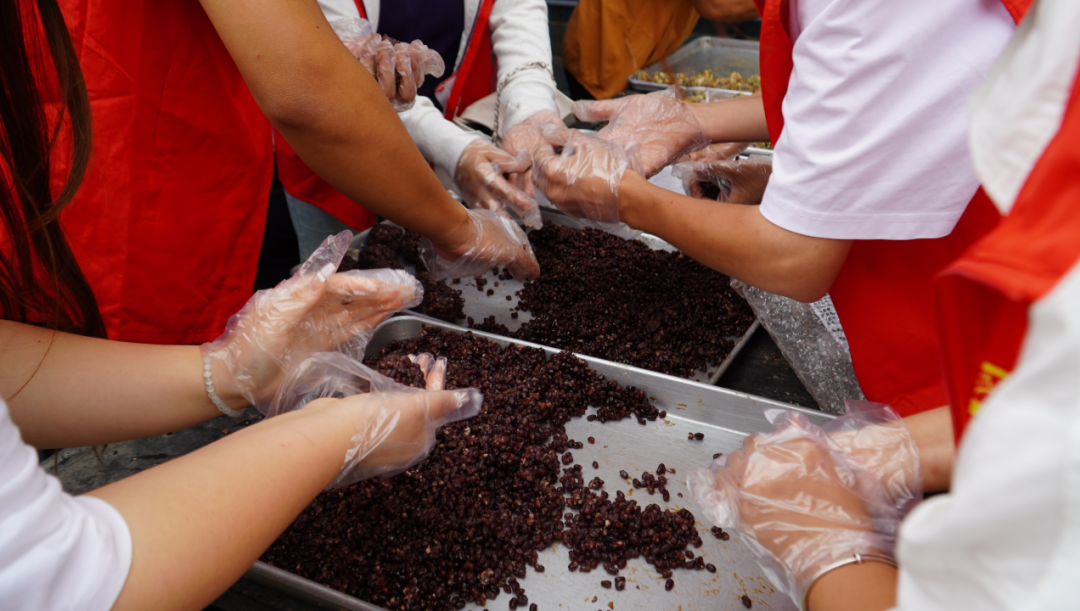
249;316;832;611
629;37;760;97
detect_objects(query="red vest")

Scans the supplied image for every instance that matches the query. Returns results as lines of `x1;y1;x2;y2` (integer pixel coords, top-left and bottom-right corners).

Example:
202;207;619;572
752;0;1028;417
274;0;496;229
937;58;1080;442
57;0;273;344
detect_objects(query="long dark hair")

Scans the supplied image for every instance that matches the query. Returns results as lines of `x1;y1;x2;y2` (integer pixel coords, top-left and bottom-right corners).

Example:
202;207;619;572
0;0;105;337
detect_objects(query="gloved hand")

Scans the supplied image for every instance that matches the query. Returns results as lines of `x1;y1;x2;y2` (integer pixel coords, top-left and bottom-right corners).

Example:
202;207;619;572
825;401;923;517
573;89;709;178
202;231;423;415
329;388;482;487
689;409;900;606
408;353;448;391
672;154;772;204
455;139;542;229
531;126;631;229
268;349;482;487
331;18;445;111
420;208;540;282
500;110;569;199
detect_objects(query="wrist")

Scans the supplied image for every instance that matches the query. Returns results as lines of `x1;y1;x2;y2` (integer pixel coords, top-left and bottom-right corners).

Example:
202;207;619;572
805;556;898;611
430;206;474;260
617;171;656;229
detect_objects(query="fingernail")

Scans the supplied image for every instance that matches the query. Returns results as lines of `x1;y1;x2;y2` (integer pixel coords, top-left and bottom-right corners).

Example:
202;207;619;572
317;263;335;282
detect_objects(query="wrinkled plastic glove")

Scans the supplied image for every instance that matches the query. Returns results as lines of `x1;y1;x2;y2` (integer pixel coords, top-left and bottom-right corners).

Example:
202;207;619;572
408;353;448;391
531;126;633;235
268;350;482;487
202;231;423;415
573;88;709;178
689;409;900;606
672;154;772;204
500;110;569;199
419;208;540;282
455;139;542;229
825;401;923;517
331;18;445;112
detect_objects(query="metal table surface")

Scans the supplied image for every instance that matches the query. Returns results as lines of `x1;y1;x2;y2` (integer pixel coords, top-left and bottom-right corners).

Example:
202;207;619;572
44;321;817;611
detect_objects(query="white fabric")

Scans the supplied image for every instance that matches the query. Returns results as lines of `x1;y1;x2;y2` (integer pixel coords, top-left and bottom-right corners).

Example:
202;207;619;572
893;260;1080;611
0;399;132;611
321;0;559;176
968;0;1080;214
890;2;1080;607
759;0;1014;240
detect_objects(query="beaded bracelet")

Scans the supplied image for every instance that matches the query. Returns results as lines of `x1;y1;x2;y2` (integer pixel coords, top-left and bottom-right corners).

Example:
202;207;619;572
801;552;898;611
491;61;555;146
203;355;244;418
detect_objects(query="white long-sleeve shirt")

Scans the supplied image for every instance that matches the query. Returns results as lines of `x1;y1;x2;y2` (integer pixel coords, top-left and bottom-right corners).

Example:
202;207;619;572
321;0;560;176
0;398;131;611
891;1;1080;608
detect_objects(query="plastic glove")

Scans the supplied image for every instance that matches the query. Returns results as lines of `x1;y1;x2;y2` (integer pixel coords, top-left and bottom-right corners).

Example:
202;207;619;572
268;350;482;486
408;353;448;391
672;153;772;204
531;126;631;232
455;139;542;229
202;231;423;415
419;208;540;282
331;18;445;112
825;401;923;517
689;409;899;606
573;89;708;178
500;110;569;199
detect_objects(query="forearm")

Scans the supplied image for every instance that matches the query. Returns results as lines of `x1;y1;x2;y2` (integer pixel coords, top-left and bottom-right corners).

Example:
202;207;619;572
903;406;955;493
688;95;771;144
90;398;354;611
618;173;851;302
0;321;233;449
199;0;472;251
806;561;898;611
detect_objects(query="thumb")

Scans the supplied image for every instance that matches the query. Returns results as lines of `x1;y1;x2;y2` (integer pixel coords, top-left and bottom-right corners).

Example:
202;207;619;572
572;99;619;123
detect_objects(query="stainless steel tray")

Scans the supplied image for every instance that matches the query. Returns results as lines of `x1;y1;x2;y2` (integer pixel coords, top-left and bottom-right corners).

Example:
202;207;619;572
249;316;832;611
353;211;758;385
629;37;760;98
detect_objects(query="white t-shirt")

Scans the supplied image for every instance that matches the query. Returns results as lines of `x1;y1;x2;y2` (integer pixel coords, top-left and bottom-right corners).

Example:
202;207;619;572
759;0;1015;240
0;399;131;611
892;1;1080;608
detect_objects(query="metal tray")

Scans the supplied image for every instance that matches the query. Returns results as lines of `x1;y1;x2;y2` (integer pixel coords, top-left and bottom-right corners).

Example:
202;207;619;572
353;211;758;385
248;316;833;611
629;37;760;98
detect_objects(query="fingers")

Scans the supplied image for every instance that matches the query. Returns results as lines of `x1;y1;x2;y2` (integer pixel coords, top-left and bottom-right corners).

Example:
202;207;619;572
425;357;447;391
571;98;621;123
375;39;397;101
393;43;417;105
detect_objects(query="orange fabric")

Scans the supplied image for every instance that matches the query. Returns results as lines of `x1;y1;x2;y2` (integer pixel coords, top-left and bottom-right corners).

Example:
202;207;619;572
56;0;273;344
937;58;1080;442
274;0;495;228
754;0;1028;416
562;0;700;100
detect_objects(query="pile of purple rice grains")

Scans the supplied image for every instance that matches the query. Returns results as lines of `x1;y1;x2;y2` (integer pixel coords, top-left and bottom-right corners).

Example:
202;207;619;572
470;224;755;379
338;224;466;322
261;328;711;611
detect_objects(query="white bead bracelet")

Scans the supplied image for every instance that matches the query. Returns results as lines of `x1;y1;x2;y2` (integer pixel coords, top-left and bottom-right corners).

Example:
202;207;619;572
203;355;244;418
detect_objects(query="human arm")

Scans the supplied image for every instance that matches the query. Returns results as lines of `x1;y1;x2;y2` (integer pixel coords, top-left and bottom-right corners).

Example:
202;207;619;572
690;0;760;22
619;172;849;302
2;236;422;447
197;0;533;272
92;389;475;611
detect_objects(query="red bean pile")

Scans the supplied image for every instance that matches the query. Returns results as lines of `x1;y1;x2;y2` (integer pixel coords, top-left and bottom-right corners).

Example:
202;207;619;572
338;225;466;322
471;224;755;379
261;328;709;611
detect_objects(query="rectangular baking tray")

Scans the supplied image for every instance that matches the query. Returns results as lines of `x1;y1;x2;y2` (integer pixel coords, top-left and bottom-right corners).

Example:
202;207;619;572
629;37;760;97
247;315;832;611
353;211;758;386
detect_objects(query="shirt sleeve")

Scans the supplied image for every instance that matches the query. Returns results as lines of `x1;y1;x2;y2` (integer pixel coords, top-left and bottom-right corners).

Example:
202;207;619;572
759;0;1014;240
398;95;483;177
489;0;560;133
0;401;132;611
